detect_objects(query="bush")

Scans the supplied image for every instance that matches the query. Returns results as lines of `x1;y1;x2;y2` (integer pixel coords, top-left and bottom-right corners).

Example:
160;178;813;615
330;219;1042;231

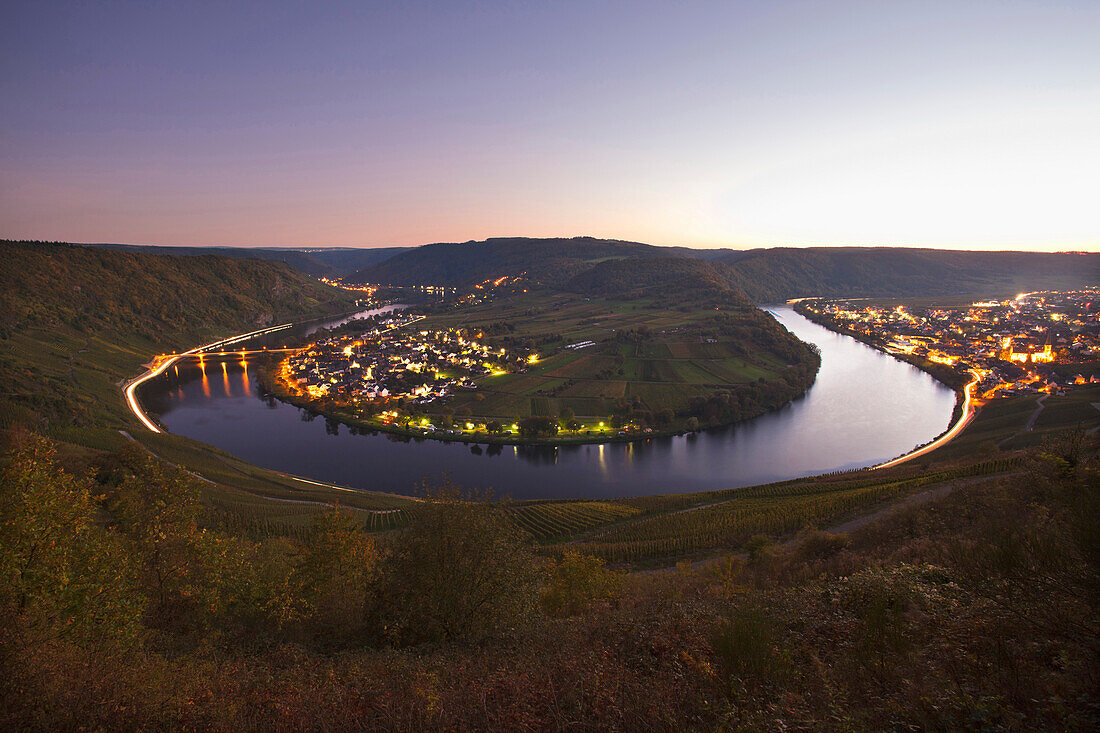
296;506;380;639
377;490;538;643
540;551;622;617
710;602;789;686
0;434;145;655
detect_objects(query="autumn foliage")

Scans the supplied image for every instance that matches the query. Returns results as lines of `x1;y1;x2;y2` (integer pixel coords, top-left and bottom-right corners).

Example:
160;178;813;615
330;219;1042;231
1;431;1098;730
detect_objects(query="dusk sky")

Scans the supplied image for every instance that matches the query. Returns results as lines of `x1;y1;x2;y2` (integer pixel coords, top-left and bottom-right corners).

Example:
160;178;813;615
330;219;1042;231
2;1;1098;251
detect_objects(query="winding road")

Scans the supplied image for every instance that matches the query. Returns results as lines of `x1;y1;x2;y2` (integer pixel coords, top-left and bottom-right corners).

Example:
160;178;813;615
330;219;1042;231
872;369;981;471
122;322;294;433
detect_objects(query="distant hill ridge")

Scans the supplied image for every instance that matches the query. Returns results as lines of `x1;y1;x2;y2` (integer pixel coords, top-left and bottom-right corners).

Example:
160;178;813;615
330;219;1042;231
713;246;1099;302
347;237;1098;301
86;242;409;278
565;257;738;299
350;236;707;289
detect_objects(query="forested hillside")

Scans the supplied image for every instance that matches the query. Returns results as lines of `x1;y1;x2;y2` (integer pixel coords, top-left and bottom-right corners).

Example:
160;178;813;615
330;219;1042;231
718;247;1100;302
565;257;736;298
349;236;700;287
88;243;409;279
0;241;352;431
350;237;1098;302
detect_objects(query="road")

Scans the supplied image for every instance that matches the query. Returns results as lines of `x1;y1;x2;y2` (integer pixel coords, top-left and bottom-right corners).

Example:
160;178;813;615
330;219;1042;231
1024;393;1048;432
123;322;295;433
871;369;981;471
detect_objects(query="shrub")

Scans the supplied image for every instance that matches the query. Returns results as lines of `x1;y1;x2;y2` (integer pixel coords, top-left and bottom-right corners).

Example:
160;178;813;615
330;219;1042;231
540;551;622;617
377;490;539;643
0;434;145;651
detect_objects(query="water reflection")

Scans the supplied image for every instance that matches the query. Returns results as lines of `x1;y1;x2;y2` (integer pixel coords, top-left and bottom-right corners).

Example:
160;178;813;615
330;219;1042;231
139;307;957;500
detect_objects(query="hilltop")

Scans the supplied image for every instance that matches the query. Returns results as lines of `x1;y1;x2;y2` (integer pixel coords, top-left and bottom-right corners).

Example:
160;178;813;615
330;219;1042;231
86;242;409;279
347;237;1099;302
348;236;703;288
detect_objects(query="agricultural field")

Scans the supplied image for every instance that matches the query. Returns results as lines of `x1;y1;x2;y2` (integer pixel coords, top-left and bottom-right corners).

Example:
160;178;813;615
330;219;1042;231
417;289;811;428
506;500;641;541
566;459;1018;563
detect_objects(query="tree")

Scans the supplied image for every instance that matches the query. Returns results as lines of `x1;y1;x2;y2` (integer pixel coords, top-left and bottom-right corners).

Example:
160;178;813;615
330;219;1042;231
540;551;622;617
0;435;144;652
610;398;633;428
108;453;209;630
558;406;578;431
377;488;538;643
519;416;558;439
655;408;675;429
296;506;379;637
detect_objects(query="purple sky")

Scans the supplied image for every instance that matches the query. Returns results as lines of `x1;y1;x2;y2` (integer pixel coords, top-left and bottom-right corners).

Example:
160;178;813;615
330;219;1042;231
2;1;1098;251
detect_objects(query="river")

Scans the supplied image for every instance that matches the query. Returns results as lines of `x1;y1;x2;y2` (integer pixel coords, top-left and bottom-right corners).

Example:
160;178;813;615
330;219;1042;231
137;306;956;500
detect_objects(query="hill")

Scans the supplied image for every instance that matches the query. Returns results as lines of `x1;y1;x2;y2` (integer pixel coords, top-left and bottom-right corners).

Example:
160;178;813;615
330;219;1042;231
718;247;1099;302
564;257;737;298
87;243;409;278
347;236;701;287
0;240;353;430
349;237;1098;302
305;282;821;439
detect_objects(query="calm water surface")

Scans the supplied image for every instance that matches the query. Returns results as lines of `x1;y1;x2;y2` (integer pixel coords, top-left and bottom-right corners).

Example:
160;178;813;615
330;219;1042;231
139;307;956;500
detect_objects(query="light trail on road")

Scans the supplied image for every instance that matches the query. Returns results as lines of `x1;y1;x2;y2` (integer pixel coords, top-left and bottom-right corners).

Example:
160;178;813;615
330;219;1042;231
124;322;294;433
872;369;981;470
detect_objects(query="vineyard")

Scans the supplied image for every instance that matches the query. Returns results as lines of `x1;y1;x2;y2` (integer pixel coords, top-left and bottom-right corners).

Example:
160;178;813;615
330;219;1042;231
566;458;1019;562
506;501;640;541
198;455;1019;558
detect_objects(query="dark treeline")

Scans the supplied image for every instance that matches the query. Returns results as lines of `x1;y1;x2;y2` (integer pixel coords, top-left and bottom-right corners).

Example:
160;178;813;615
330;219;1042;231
89;243;410;279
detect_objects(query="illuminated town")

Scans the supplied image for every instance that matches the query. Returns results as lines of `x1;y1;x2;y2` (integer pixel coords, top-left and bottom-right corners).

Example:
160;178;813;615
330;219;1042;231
279;312;534;422
799;289;1100;399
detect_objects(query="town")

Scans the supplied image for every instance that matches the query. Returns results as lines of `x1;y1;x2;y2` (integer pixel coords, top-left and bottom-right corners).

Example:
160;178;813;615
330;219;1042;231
279;313;534;423
798;289;1100;399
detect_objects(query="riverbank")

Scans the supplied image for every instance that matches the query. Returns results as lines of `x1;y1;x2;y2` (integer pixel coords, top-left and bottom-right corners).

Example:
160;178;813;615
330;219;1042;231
123;305;394;434
255;350;822;448
791;301;977;469
792;301;969;390
144;306;958;499
256;358;703;446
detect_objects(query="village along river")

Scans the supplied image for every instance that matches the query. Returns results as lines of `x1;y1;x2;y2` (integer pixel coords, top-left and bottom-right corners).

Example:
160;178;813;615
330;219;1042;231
137;306;957;500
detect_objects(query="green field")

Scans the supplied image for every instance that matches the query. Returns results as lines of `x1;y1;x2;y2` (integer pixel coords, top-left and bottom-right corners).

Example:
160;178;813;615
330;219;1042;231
417;290;812;427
